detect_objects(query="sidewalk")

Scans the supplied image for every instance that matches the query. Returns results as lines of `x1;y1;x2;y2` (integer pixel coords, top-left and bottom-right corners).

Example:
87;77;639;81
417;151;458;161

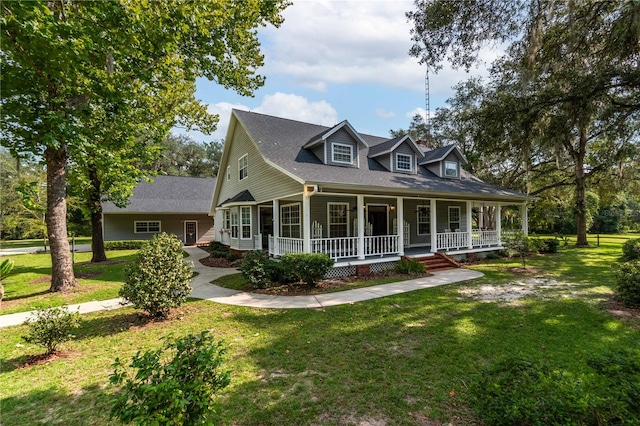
0;246;483;328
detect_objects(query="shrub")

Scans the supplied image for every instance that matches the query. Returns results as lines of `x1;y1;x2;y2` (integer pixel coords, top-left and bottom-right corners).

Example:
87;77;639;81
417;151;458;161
209;241;237;261
503;231;532;268
104;240;147;250
110;331;231;426
0;258;14;303
280;253;334;287
622;238;640;261
395;258;426;274
485;250;506;260
119;232;193;318
614;260;640;307
540;238;560;253
238;250;277;289
22;306;80;355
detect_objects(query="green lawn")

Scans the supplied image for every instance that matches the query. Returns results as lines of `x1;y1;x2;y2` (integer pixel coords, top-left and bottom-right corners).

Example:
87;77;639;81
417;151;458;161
1;250;137;315
0;237;92;250
1;236;639;425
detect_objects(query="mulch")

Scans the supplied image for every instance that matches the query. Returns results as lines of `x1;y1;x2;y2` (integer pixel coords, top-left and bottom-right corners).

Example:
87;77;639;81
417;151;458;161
199;257;236;268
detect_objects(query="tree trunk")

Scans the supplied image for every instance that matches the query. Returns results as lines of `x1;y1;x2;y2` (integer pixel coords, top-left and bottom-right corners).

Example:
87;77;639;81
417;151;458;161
574;128;589;247
88;163;108;263
45;146;78;291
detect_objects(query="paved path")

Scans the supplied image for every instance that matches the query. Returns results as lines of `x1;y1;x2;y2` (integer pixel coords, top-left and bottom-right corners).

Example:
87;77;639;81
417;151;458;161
0;246;483;328
0;244;92;256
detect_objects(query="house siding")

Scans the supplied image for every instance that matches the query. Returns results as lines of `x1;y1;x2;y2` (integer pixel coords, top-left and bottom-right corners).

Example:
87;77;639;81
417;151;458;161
217;125;301;205
436;200;467;232
443;152;461;178
104;214;214;243
392;143;416;174
403;199;431;246
311;143;325;164
325;129;359;168
426;162;441;177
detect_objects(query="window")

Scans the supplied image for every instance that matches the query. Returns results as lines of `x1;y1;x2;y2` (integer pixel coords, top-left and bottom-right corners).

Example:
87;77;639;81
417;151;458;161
240;206;251;239
134;221;161;234
417;206;430;235
238;154;248;180
396;153;412;172
223;210;230;230
331;143;353;164
328;203;349;237
448;207;461;231
280;203;301;238
230;209;239;238
445;161;458;177
226;166;231;181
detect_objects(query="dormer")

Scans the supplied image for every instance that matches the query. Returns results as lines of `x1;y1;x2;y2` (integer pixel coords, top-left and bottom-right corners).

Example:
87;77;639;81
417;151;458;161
418;144;468;179
304;120;368;168
368;134;423;174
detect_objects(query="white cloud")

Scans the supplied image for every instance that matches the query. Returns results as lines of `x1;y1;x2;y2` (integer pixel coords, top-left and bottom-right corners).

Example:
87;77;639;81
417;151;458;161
406;107;426;120
375;108;396;118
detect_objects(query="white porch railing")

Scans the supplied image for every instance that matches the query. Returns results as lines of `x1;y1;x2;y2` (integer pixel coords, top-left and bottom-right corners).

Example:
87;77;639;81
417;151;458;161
364;235;399;256
254;233;262;250
436;231;469;250
268;236;304;256
311;237;359;260
472;229;500;247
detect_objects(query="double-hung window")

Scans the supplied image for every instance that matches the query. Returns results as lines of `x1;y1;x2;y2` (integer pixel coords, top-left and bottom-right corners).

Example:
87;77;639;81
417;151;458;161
223;210;230;230
444;161;458;177
332;143;353;164
238;154;248;180
230;209;239;238
328;203;349;237
396;153;412;172
448;207;461;231
417;206;430;235
134;221;161;234
240;206;251;239
280;204;301;238
226;166;231;181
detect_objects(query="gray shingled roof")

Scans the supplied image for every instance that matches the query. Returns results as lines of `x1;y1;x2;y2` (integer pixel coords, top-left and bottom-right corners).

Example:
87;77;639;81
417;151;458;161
103;175;216;214
218;190;255;207
233;110;528;201
367;135;404;157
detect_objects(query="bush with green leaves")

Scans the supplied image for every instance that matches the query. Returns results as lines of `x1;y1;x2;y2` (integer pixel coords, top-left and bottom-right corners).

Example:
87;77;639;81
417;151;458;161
238;250;278;289
0;258;14;302
394;258;426;274
622;237;640;261
110;331;231;426
540;238;560;253
119;232;193;318
103;240;147;250
471;352;640;425
280;253;334;287
614;260;640;307
503;231;532;268
22;306;80;355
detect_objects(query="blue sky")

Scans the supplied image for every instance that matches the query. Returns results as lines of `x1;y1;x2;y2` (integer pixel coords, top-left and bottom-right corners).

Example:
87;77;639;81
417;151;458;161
185;1;499;142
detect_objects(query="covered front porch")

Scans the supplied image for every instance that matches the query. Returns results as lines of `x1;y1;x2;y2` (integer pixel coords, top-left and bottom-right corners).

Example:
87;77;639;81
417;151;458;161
247;190;528;261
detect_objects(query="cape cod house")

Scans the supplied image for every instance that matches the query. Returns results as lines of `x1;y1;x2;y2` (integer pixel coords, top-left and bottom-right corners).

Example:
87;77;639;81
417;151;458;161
211;110;529;273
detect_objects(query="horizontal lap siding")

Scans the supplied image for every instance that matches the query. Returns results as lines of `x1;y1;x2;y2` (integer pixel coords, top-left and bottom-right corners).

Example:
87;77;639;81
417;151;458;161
403;199;430;246
436;200;467;232
325;129;359;168
104;214;213;243
310;195;356;237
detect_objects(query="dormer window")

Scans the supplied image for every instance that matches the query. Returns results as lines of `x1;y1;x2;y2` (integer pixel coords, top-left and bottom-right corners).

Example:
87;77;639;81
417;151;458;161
396;153;412;172
238;154;248;180
332;143;353;164
445;161;458;177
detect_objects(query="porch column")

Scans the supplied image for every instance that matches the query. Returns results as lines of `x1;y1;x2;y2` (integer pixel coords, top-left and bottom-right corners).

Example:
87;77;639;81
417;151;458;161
521;203;528;236
496;203;502;245
272;199;280;239
479;205;484;229
467;201;473;249
357;194;365;259
397;197;404;256
302;194;311;253
430;198;437;253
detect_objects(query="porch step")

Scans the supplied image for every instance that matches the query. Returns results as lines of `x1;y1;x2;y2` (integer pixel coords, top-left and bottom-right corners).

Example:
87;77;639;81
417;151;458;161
407;253;460;272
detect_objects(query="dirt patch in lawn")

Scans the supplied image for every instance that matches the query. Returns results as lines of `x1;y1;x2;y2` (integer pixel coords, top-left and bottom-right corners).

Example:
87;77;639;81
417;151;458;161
605;299;640;323
458;276;579;302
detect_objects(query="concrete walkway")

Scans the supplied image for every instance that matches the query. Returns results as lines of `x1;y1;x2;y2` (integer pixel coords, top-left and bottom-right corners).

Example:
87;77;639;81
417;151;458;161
0;246;483;328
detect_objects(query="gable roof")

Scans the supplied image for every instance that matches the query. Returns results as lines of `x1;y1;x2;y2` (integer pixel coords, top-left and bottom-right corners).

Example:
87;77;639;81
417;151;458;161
229;110;528;201
218;190;255;207
368;134;423;158
303;120;369;149
418;143;469;165
103;175;216;214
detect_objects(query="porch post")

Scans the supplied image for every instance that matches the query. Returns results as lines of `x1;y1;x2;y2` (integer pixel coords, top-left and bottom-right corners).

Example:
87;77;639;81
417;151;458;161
302;194;311;253
467;201;473;249
272;199;280;239
496;203;502;245
430;198;437;253
521;203;528;236
479;205;484;229
357;194;365;259
397;197;404;256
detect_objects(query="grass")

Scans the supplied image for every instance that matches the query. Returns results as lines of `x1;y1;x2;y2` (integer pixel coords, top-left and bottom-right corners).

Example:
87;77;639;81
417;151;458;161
0;237;92;250
0;250;137;315
1;235;639;425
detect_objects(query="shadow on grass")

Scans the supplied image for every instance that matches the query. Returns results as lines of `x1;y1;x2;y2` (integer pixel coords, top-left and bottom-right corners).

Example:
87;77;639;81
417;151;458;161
74;311;152;341
3;289;52;302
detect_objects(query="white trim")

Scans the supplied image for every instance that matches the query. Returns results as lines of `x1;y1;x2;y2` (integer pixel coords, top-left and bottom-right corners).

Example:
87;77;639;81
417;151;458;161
416;205;430;235
184;220;198;244
134;220;161;234
230;208;239;239
240;206;252;240
395;152;413;172
327;202;350;238
444;160;458;177
238;154;248;181
304;120;370;149
280;202;301;239
369;134;424;158
331;142;354;165
448;206;461;230
226;166;231;181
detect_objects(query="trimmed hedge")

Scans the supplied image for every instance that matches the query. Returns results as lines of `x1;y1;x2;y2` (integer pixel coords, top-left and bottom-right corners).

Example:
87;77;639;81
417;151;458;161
614;260;640;307
280;253;334;287
622;238;640;261
104;240;147;250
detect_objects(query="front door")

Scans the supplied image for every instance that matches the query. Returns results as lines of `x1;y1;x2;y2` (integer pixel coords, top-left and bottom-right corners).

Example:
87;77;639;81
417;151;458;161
185;221;197;245
259;208;273;249
367;205;388;236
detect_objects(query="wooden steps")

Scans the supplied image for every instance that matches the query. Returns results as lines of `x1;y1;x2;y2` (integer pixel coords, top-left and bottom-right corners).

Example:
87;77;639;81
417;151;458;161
407;253;459;272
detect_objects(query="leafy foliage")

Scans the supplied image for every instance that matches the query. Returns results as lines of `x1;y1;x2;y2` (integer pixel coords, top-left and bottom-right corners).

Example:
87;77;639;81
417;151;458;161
622;238;640;261
394;258;426;274
614;260;640;307
209;241;237;262
0;258;14;302
237;250;278;289
471;351;640;425
280;253;335;287
503;231;532;268
103;240;147;251
110;331;231;426
119;233;193;318
22;306;80;355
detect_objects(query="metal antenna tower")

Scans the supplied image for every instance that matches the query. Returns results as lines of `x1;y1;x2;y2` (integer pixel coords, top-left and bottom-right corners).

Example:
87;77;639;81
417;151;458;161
424;68;431;137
